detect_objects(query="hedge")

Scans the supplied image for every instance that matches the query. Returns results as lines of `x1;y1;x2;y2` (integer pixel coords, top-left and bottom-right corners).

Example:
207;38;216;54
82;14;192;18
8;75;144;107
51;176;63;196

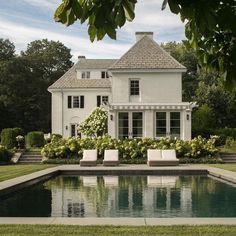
27;131;44;148
1;128;24;149
0;145;12;163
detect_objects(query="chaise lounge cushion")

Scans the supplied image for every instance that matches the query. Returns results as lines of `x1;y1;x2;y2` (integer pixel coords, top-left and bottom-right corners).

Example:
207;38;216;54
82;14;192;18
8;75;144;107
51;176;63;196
103;149;119;166
147;149;179;166
80;149;97;166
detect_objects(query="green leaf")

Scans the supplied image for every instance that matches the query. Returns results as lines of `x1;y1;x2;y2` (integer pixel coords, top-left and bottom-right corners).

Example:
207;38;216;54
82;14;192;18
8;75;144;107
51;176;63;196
168;0;180;14
104;24;116;40
71;0;82;19
88;25;97;42
97;27;106;40
66;8;75;26
123;0;135;21
116;6;126;27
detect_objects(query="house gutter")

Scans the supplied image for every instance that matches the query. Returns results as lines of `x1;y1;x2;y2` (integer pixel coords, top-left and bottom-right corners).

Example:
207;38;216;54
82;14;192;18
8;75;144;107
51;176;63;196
61;89;64;136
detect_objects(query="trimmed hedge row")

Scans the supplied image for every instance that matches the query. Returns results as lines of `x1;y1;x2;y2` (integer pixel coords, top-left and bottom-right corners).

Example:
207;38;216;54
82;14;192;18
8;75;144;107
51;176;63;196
27;131;44;148
41;135;218;160
0;128;24;149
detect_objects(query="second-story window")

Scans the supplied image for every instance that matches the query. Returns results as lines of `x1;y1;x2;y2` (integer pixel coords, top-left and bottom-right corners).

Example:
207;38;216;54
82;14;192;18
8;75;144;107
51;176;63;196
68;96;84;108
81;71;90;79
97;95;109;107
130;79;140;95
101;71;109;79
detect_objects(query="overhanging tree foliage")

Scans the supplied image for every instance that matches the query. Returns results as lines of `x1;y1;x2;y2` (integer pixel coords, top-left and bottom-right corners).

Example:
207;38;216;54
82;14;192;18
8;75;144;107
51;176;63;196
54;0;236;88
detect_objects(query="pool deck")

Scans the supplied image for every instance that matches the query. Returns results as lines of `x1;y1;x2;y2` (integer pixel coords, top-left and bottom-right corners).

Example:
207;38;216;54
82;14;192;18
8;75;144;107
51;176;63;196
0;164;236;225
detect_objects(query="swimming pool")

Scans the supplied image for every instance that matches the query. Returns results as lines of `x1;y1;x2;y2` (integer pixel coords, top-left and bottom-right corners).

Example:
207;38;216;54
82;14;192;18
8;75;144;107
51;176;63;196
0;175;235;217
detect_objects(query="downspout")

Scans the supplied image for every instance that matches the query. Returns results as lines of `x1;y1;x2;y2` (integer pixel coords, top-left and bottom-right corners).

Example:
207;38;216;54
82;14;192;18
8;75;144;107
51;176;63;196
61;89;64;137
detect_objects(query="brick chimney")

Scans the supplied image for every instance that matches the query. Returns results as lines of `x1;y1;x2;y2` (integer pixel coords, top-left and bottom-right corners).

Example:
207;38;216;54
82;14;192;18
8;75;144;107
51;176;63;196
78;55;86;60
135;32;153;42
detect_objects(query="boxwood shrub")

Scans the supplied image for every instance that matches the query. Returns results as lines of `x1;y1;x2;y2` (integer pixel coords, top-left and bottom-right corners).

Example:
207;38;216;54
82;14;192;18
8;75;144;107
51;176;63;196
1;127;24;149
0;145;12;163
27;131;44;148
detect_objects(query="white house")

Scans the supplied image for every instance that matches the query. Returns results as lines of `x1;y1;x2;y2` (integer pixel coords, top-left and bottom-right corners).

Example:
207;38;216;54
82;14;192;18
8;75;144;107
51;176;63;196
48;32;195;140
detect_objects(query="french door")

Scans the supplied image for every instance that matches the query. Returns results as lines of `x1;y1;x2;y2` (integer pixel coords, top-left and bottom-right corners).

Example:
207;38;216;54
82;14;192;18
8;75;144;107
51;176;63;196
118;112;143;139
156;112;181;139
70;124;81;138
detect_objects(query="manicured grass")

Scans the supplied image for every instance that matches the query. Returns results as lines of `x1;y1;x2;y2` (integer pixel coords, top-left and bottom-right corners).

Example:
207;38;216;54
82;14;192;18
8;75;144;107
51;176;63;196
209;164;236;172
0;164;56;182
0;225;236;236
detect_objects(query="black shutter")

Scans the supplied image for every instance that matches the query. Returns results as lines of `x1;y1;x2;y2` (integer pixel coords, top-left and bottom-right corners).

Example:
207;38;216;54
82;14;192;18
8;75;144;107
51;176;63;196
80;96;84;108
68;96;72;108
97;96;101;107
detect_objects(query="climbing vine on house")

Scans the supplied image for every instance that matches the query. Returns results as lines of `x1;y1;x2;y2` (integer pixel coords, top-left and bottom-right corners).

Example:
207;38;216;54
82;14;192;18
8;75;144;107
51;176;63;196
78;107;108;137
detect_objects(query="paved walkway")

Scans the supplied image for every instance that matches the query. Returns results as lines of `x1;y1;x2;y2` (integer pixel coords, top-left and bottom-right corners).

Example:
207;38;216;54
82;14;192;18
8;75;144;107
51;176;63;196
0;164;236;225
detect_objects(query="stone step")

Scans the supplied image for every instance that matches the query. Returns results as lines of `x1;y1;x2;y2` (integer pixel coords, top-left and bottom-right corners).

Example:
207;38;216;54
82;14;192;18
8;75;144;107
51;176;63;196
22;154;42;158
222;160;236;163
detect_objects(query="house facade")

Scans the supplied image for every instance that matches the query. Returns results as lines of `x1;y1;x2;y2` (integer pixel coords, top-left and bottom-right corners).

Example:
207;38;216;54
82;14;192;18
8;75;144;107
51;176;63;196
48;32;195;140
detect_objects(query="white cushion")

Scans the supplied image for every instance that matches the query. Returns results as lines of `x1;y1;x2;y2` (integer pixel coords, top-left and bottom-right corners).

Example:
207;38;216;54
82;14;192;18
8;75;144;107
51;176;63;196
162;150;177;160
82;149;97;161
147;149;162;161
104;149;119;161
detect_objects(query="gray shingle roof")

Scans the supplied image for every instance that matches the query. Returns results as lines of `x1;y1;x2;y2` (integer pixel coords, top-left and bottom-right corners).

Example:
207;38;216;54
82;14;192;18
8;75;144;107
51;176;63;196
109;36;186;70
48;59;116;89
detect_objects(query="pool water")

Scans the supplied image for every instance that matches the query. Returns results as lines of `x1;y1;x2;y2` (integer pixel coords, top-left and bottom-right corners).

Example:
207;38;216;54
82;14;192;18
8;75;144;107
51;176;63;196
0;175;236;217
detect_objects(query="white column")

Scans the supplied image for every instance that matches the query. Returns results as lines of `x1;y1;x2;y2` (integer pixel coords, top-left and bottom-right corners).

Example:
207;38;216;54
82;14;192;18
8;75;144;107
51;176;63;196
145;110;154;138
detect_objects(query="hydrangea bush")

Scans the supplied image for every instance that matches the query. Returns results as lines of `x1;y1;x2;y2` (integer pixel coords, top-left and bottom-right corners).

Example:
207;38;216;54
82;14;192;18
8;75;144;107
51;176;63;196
78;107;108;137
41;135;218;161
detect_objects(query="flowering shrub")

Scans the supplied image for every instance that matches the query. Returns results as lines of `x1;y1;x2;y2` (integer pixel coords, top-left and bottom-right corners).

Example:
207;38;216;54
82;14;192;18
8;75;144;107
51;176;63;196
78;107;108;137
41;135;218;160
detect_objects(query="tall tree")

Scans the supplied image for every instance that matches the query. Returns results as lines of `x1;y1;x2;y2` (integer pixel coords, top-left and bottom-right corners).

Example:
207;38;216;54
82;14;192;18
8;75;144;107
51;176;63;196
0;39;73;133
0;39;15;61
54;0;236;88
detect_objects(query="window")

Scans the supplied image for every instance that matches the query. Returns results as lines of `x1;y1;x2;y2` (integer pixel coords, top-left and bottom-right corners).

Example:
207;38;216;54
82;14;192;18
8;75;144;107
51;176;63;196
81;71;90;79
101;71;109;79
130;80;140;95
97;95;109;107
68;96;84;108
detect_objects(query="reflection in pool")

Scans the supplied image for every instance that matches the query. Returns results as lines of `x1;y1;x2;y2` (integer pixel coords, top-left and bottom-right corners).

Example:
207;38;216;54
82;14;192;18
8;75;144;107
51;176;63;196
0;175;236;217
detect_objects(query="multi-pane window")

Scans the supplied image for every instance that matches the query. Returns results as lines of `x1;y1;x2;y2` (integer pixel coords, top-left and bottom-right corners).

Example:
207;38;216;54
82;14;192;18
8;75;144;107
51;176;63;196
170;112;180;138
130;80;140;95
101;71;109;79
156;112;167;137
81;71;90;79
68;96;84;108
97;95;109;107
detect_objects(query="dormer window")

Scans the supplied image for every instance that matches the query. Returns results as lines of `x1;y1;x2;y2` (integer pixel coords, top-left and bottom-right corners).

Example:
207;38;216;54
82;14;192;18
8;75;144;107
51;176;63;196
81;71;90;79
101;71;109;79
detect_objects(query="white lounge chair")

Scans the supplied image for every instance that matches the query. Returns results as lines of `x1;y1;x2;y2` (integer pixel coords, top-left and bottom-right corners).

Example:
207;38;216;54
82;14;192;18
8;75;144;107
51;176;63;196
162;150;179;166
103;149;119;166
147;149;162;166
104;176;119;187
80;149;97;166
147;149;179;166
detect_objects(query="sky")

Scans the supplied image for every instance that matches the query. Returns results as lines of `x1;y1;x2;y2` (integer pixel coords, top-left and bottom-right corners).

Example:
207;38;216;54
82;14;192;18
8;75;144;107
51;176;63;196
0;0;186;61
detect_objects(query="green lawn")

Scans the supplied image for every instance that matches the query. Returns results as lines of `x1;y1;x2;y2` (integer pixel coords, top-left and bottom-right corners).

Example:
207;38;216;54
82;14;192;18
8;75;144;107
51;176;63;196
208;164;236;172
0;164;56;182
0;225;236;236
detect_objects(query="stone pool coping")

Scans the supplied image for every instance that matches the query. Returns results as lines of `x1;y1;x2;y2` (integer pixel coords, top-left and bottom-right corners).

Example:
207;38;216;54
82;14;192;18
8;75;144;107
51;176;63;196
0;164;236;225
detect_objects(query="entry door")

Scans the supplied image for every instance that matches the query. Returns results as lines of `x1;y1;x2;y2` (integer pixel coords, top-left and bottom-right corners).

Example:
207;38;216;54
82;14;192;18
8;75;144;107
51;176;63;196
156;112;180;139
118;112;143;139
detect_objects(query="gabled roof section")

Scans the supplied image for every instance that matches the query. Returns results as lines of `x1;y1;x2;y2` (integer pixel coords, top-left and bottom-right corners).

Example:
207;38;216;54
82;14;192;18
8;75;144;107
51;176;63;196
109;36;186;70
48;59;116;89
